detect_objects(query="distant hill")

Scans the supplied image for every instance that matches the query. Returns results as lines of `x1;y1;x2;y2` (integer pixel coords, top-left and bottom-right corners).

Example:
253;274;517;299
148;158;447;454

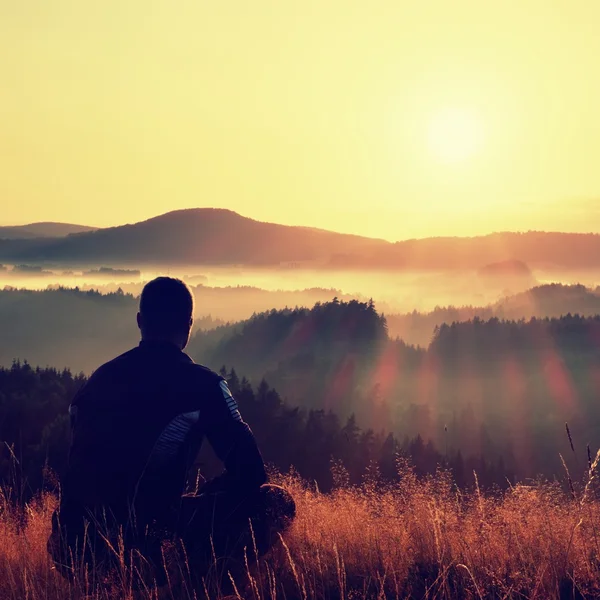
367;231;600;269
476;259;537;291
2;209;600;269
0;209;388;266
477;259;533;278
385;283;600;347
0;287;139;372
495;282;600;319
0;222;96;240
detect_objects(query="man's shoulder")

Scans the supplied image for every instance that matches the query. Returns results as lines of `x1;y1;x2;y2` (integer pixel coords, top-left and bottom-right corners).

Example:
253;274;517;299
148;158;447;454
185;360;225;387
88;347;140;381
184;362;241;420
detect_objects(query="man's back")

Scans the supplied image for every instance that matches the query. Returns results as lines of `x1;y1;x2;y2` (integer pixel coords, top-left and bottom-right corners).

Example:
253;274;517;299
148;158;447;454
59;340;266;535
49;277;294;584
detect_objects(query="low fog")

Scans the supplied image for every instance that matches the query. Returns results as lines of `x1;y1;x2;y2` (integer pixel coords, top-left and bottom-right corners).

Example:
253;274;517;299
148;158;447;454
1;260;586;320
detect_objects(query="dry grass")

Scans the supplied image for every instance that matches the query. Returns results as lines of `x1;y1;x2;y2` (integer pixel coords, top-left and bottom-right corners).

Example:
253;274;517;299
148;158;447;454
3;462;600;599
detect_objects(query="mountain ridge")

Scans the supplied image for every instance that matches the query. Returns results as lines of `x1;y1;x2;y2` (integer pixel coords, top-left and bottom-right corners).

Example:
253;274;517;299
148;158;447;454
0;208;389;266
1;208;600;269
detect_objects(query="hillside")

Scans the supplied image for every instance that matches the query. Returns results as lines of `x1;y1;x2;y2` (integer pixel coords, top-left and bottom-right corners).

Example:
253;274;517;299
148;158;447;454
187;300;422;419
0;209;389;266
368;230;600;269
189;304;600;479
3;209;600;269
1;363;599;599
0;357;594;597
0;222;96;240
0;288;139;372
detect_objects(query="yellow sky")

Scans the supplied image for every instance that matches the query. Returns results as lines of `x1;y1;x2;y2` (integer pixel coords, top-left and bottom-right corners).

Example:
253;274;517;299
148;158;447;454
2;0;600;241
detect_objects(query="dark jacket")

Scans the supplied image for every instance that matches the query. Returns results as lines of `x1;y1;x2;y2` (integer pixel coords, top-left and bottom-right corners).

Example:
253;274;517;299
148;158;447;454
57;340;266;537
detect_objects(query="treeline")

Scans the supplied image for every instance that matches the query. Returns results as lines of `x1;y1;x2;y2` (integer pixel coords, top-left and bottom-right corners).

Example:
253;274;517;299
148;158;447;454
0;286;361;371
386;283;600;346
190;301;600;481
0;362;512;498
0;287;139;372
188;299;423;422
0;363;86;496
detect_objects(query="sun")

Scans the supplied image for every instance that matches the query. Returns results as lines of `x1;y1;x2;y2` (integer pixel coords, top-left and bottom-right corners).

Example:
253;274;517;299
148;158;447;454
427;107;483;165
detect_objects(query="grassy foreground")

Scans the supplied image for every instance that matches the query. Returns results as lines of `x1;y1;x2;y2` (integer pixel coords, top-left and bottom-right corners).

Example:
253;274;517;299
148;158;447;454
2;464;600;600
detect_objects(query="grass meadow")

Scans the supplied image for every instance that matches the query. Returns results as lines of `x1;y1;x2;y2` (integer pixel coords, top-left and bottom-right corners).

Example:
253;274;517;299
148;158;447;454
2;460;600;600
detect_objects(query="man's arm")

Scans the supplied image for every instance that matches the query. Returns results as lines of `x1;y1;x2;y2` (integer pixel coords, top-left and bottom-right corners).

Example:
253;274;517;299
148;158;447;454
201;378;267;494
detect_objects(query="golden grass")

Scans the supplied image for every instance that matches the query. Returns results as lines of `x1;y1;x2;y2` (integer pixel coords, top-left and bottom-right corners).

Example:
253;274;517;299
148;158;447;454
2;465;600;599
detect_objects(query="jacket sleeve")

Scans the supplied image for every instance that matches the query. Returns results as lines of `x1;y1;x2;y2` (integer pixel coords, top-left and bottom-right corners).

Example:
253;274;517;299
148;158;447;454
201;378;267;493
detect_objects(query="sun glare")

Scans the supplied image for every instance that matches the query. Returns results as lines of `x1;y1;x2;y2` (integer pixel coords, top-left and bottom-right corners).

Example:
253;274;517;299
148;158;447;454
427;108;483;165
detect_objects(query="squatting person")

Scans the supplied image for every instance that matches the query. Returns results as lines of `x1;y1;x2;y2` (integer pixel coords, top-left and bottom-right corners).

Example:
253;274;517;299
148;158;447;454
48;276;295;581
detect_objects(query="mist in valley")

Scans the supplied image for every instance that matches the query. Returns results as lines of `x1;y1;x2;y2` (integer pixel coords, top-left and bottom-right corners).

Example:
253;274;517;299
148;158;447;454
2;258;594;321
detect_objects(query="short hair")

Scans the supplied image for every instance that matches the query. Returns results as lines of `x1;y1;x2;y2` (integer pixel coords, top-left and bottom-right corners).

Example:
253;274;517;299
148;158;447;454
139;277;194;334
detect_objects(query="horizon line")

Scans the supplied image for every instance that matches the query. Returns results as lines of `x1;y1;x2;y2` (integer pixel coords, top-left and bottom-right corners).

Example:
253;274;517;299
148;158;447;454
2;206;600;243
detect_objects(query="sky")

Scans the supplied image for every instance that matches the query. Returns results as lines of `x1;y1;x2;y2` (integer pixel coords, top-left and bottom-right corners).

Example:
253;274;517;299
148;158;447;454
2;0;600;241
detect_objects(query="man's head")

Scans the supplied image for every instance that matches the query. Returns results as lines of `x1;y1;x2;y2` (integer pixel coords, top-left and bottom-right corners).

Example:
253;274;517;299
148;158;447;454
137;277;195;349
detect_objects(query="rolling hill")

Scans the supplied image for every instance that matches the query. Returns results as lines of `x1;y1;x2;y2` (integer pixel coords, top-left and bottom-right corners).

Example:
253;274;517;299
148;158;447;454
0;209;388;266
0;222;97;240
367;231;600;269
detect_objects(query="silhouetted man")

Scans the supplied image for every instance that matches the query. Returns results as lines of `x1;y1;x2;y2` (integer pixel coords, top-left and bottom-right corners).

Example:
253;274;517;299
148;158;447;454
48;277;295;582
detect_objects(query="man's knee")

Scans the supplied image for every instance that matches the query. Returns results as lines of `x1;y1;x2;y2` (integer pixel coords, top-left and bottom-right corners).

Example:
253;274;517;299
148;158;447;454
257;484;296;529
